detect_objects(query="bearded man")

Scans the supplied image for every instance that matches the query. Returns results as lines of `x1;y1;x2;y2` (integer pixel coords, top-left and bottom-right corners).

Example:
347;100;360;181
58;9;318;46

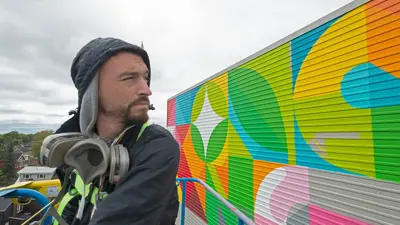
54;37;180;225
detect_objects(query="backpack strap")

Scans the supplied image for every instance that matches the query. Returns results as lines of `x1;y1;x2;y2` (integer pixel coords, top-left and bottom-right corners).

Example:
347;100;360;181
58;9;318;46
137;120;151;140
39;168;74;225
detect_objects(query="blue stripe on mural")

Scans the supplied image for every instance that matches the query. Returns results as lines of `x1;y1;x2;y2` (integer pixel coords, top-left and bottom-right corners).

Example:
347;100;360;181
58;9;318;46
341;62;400;109
176;86;201;125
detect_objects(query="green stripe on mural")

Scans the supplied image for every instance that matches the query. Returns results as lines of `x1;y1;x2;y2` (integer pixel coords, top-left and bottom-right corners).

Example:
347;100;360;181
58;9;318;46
372;105;400;183
228;156;254;220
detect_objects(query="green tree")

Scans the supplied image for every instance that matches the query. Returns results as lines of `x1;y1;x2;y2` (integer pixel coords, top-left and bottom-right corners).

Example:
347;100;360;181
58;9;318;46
2;131;22;145
2;140;16;185
0;147;4;160
31;130;54;158
0;131;33;148
22;133;34;143
0;130;49;186
0;169;7;186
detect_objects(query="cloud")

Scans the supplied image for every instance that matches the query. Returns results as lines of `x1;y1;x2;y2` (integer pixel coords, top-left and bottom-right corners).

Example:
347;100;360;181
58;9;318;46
0;0;354;133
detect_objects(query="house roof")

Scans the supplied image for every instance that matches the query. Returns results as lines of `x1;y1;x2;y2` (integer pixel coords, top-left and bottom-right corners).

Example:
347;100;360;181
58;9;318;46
12;151;22;162
15;153;35;163
17;166;56;175
0;197;11;211
17;154;27;161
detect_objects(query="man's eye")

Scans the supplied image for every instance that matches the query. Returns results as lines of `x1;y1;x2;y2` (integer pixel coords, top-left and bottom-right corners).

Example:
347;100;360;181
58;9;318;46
122;76;134;81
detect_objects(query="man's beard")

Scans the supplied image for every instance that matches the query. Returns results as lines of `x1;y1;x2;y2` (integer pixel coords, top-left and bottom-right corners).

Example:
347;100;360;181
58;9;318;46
100;97;149;126
122;100;149;126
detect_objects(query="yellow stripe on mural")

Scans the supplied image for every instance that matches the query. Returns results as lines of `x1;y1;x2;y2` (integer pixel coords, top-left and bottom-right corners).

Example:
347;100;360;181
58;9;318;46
294;5;369;100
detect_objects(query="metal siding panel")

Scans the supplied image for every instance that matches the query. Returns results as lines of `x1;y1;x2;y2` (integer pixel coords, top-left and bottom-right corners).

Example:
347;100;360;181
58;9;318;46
309;168;400;225
171;0;400;224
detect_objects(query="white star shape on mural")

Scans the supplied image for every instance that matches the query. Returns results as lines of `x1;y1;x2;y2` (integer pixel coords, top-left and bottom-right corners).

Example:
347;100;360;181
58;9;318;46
192;86;225;159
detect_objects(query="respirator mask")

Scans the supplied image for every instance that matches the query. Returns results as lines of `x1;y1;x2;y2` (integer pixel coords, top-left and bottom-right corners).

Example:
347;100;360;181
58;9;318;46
38;133;130;225
40;132;130;185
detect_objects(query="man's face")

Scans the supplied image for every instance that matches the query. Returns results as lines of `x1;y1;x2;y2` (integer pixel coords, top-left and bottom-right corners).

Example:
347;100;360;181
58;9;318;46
98;51;152;125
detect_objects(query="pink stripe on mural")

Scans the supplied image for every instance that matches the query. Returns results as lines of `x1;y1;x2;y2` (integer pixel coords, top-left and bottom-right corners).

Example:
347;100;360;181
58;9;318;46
254;213;279;225
270;166;310;223
167;98;176;126
309;205;372;225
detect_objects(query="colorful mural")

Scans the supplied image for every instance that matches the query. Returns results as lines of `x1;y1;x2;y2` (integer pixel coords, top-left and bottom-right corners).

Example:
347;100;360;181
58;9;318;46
167;0;400;224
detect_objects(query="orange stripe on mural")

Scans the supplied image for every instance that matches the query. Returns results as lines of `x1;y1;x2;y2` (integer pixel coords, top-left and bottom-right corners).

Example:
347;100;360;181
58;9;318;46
182;126;206;180
367;0;400;78
195;167;207;212
215;160;229;196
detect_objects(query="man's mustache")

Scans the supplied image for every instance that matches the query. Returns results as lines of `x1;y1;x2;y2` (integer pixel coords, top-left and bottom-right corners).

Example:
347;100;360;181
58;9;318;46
128;97;150;107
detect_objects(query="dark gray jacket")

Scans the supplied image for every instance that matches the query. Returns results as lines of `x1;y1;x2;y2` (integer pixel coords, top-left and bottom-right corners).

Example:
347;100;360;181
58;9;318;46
55;114;180;225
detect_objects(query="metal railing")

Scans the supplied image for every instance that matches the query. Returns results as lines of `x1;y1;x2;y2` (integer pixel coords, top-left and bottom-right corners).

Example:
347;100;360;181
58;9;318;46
0;188;53;225
176;178;255;225
1;178;256;225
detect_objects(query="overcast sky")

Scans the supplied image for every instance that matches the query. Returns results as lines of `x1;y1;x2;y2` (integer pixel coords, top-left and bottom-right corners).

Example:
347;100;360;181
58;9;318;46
0;0;354;134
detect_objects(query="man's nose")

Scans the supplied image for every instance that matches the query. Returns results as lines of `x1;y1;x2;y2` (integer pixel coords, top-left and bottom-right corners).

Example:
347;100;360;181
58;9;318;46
139;78;152;96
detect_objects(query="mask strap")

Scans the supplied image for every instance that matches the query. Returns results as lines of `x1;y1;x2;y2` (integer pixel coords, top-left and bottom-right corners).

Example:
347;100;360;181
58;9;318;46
95;175;106;207
94;126;128;204
39;167;74;225
75;188;86;220
93;121;150;215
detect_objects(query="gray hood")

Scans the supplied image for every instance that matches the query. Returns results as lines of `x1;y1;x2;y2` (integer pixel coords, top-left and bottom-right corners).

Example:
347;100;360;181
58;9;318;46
79;72;99;138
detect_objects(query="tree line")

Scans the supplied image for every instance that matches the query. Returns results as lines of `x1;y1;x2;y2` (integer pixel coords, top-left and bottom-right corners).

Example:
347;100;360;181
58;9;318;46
0;130;54;186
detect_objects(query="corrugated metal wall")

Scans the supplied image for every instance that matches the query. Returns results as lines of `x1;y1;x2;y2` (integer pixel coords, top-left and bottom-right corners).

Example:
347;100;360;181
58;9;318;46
167;0;400;224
